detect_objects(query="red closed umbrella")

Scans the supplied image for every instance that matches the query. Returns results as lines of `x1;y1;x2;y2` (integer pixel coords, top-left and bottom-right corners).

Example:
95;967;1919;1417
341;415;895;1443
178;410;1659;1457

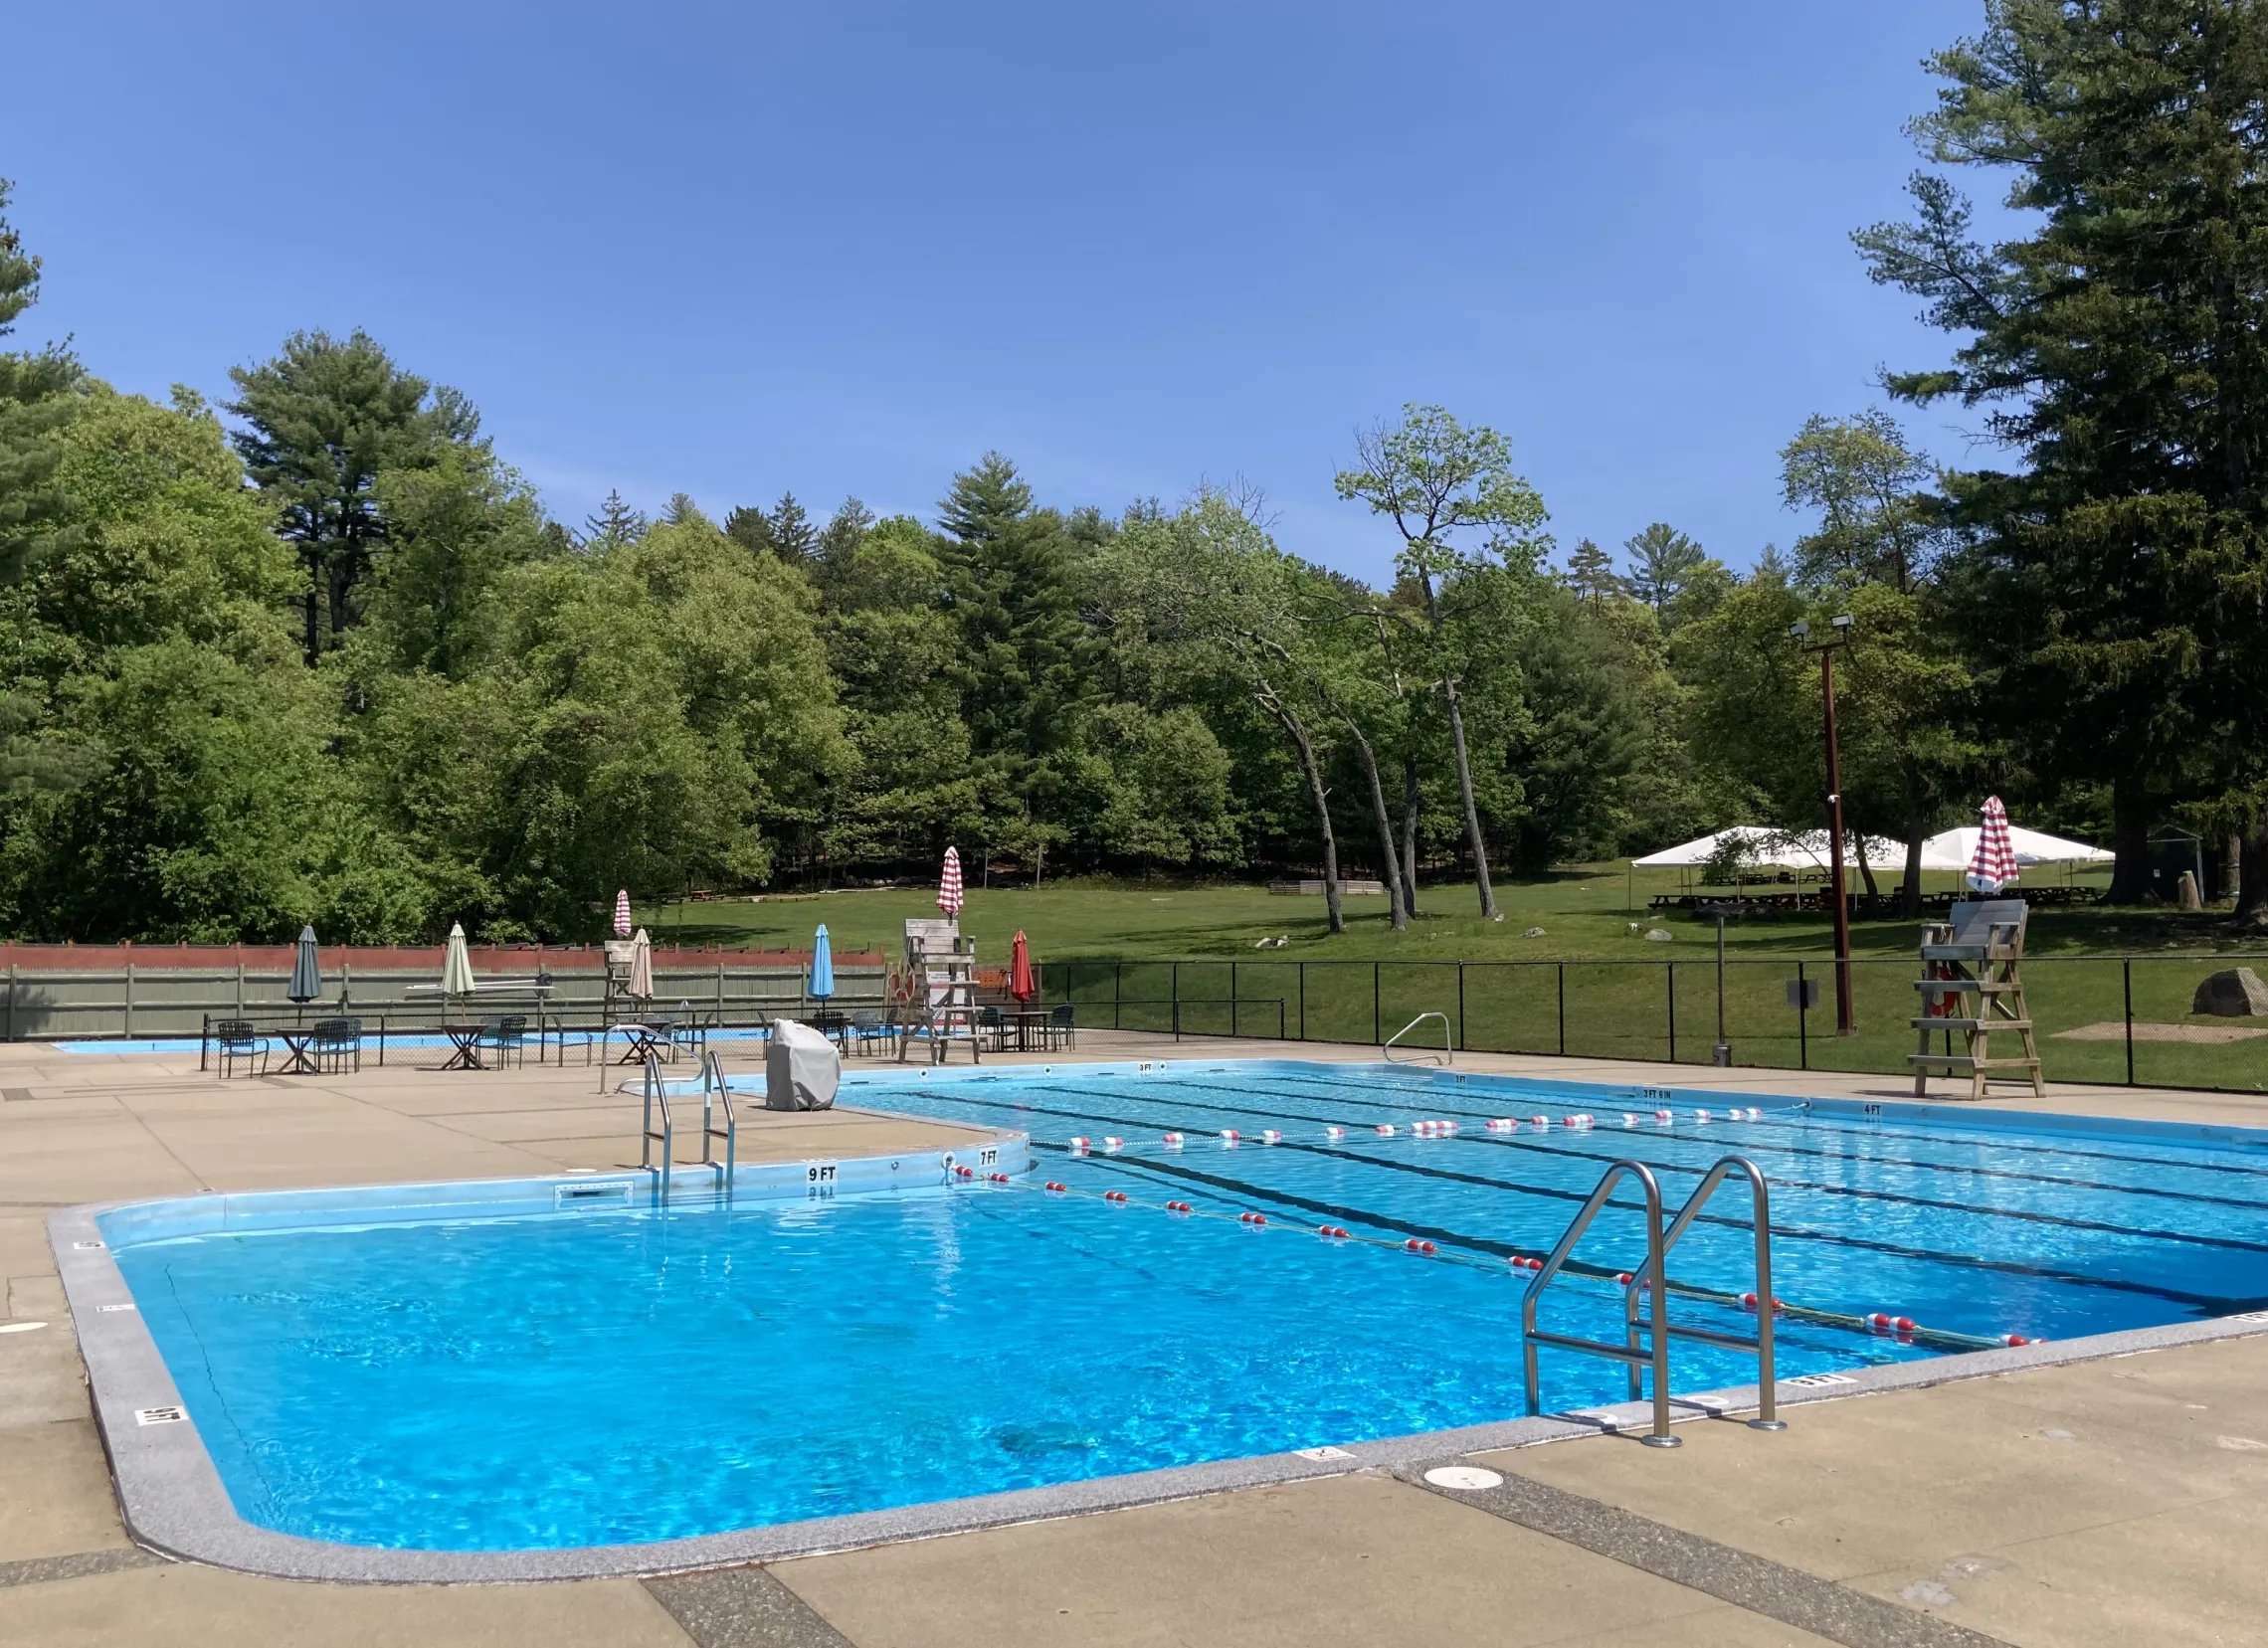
938;847;964;916
1010;930;1036;1002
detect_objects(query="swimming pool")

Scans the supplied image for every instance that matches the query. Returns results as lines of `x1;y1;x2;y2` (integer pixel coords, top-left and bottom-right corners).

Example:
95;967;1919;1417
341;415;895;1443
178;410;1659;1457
71;1058;2268;1569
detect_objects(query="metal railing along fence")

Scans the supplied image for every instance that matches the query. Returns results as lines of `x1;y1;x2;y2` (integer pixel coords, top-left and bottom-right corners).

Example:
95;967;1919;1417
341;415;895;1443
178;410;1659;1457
1043;955;2268;1095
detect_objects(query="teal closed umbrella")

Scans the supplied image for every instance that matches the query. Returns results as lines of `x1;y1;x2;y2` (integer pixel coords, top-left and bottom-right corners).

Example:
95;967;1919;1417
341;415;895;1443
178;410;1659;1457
288;926;321;1005
809;925;835;1000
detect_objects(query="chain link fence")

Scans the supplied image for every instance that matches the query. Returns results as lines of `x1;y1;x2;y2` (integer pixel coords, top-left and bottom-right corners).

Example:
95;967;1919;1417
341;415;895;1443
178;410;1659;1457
1044;955;2268;1095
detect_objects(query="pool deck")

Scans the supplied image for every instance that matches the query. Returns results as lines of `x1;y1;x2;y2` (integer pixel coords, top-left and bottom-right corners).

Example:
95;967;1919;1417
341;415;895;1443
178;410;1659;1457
5;1031;2266;1645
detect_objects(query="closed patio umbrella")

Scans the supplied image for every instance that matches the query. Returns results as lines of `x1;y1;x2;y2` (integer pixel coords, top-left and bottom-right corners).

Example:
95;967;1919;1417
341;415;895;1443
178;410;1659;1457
442;922;474;1001
1010;930;1035;1002
937;847;964;917
628;927;655;1000
1968;797;2019;893
809;924;835;1000
613;889;632;937
288;925;321;1005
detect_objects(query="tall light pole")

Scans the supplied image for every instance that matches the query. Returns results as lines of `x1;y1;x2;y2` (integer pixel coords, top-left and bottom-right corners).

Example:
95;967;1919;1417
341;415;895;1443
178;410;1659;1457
1791;616;1856;1036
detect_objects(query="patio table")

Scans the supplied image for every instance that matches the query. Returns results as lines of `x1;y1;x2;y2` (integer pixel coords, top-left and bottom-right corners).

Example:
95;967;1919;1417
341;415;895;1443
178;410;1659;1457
273;1027;321;1076
438;1022;487;1071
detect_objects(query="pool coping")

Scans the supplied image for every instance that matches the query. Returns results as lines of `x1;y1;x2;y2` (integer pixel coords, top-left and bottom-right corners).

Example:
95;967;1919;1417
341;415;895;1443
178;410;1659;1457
49;1064;2268;1583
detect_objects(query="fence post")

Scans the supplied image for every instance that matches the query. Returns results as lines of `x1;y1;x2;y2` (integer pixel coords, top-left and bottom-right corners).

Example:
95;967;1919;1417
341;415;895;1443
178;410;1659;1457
1797;960;1807;1071
235;961;245;1014
1115;960;1123;1031
1298;963;1306;1040
1172;960;1180;1040
1373;963;1381;1044
716;961;724;1025
124;962;134;1041
2123;958;2135;1086
1456;963;1465;1051
5;963;13;1042
1557;963;1566;1056
1666;963;1676;1062
1230;959;1238;1039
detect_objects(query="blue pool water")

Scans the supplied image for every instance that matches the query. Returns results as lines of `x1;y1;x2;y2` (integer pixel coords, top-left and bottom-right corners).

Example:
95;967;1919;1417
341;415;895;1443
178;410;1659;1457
109;1061;2268;1553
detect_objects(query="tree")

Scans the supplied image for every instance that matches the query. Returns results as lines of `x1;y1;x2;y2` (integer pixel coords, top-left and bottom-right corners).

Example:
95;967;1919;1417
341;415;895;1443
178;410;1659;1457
583;489;648;552
0;179;85;586
1335;405;1550;920
1623;523;1708;617
1854;1;2268;903
1564;538;1625;604
226;330;479;664
1780;413;1941;593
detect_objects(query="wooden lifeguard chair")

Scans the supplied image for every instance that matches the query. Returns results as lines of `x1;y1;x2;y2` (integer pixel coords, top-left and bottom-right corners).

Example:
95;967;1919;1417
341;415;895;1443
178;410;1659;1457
898;918;981;1064
1909;899;2043;1100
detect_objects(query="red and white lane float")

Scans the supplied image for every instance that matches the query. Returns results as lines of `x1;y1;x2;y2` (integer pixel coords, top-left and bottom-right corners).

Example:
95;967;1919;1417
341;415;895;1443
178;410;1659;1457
1165;1199;1194;1213
1739;1293;1787;1314
1693;1109;1712;1123
954;1165;976;1179
1653;1109;1675;1124
1317;1224;1350;1238
1260;1129;1283;1144
1068;1137;1091;1153
1102;1136;1124;1153
1621;1113;1641;1127
1404;1237;1437;1254
1219;1129;1241;1146
988;1172;1011;1183
1161;1132;1185;1149
1508;1254;1544;1271
1238;1210;1268;1226
1867;1311;1917;1335
2000;1333;2041;1347
1044;1181;1067;1192
1103;1190;1130;1203
1487;1118;1517;1133
1376;1123;1398;1137
1560;1113;1595;1129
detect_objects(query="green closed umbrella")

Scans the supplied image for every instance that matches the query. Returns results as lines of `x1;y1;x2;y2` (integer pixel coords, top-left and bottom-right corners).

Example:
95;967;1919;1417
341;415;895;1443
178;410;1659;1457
443;922;474;1001
288;926;321;1005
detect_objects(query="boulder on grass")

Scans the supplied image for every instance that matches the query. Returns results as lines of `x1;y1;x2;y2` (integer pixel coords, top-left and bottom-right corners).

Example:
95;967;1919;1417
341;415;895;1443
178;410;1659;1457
1644;929;1674;943
2193;968;2268;1017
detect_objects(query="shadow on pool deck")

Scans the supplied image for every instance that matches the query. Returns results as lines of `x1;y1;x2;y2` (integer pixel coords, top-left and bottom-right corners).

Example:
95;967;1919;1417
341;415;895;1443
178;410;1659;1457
3;1033;2266;1646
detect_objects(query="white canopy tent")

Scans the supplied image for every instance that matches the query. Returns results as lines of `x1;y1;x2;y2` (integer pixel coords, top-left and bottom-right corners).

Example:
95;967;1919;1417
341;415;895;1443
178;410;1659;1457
1630;827;1906;871
1915;825;2112;871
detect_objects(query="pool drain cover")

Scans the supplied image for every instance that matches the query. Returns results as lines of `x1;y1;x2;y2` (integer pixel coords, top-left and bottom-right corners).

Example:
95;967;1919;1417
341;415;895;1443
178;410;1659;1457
135;1406;185;1425
1422;1466;1504;1491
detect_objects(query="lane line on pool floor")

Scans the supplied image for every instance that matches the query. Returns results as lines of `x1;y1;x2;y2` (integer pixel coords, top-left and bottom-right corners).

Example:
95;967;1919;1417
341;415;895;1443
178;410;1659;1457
645;1566;855;1648
0;1547;170;1588
1401;1461;2015;1648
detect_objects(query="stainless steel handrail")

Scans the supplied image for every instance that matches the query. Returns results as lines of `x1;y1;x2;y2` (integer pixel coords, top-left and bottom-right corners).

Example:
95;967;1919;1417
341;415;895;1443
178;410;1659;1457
1383;1010;1453;1065
639;1051;672;1203
699;1049;736;1196
1522;1159;1680;1446
1619;1155;1785;1430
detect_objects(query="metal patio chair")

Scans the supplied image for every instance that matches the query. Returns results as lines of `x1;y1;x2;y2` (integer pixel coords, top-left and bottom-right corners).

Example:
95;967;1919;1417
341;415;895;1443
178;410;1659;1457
214;1018;269;1078
311;1016;363;1074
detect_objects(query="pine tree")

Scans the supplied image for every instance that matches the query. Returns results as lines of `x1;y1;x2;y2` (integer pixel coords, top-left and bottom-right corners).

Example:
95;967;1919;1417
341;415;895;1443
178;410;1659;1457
227;329;479;663
0;178;85;584
723;503;776;556
768;492;816;562
1565;538;1625;603
1856;0;2268;901
582;488;648;552
1623;522;1707;615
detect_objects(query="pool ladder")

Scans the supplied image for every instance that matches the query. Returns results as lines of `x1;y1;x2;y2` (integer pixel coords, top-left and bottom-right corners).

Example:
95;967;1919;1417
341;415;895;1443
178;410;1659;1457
1520;1155;1783;1447
638;1050;737;1204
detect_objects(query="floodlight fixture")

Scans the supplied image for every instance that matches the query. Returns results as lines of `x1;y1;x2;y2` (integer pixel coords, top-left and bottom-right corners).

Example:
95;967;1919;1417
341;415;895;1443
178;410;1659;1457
1831;613;1854;632
1789;621;1810;640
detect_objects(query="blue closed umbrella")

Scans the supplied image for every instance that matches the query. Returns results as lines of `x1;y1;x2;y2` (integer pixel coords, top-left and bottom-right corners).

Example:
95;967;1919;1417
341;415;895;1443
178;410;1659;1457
809;924;835;1000
288;926;321;1005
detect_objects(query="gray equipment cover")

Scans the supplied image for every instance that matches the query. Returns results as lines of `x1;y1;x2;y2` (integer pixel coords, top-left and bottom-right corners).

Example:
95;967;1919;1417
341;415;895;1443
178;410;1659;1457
766;1019;842;1110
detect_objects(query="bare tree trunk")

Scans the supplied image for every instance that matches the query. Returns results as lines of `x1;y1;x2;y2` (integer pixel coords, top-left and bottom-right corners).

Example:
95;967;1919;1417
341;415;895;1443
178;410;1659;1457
2109;780;2154;903
2239;823;2268;926
1343;718;1407;930
1900;830;1924;921
1400;750;1421;915
1441;681;1498;919
1266;691;1343;935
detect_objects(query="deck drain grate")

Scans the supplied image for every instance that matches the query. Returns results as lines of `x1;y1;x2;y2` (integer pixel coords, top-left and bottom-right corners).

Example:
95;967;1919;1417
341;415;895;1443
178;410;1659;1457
1785;1372;1859;1388
134;1406;185;1426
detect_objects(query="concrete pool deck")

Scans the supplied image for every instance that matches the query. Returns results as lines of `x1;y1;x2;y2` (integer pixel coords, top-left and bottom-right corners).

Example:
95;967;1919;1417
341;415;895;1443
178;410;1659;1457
4;1032;2266;1645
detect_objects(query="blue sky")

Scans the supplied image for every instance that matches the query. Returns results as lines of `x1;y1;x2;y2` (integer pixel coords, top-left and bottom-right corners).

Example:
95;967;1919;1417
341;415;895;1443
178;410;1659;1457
6;1;1998;586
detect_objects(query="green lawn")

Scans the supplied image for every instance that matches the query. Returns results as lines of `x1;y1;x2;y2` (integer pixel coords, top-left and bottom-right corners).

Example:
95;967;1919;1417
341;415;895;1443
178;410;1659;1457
640;862;2244;966
639;868;2267;1093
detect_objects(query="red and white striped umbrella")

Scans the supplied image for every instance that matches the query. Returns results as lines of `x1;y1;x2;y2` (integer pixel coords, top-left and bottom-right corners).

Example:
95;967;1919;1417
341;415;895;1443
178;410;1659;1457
1967;797;2018;892
937;847;964;916
613;889;632;937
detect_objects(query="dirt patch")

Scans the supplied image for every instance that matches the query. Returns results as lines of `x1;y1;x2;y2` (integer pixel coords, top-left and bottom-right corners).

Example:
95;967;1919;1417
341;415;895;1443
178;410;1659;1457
2053;1020;2268;1044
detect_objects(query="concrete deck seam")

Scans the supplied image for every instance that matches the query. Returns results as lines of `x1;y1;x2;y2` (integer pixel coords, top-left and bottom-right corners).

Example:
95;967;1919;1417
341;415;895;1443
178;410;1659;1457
1402;1463;2014;1648
645;1568;858;1648
0;1547;169;1588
